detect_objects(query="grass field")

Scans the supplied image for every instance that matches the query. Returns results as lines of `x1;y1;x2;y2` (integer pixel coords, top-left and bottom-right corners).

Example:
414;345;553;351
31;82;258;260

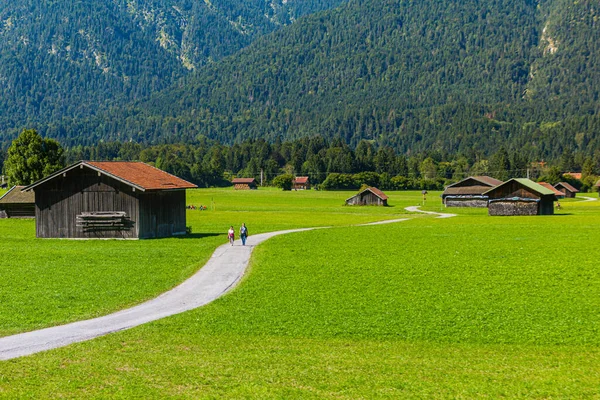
1;189;600;398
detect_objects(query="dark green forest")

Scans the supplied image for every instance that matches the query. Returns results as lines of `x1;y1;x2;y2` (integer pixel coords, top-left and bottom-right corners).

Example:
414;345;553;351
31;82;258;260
1;0;600;163
0;0;343;131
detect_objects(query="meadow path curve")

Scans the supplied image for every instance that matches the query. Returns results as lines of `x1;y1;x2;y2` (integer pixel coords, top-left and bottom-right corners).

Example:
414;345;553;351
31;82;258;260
579;196;598;202
404;206;457;218
0;218;413;361
0;228;315;361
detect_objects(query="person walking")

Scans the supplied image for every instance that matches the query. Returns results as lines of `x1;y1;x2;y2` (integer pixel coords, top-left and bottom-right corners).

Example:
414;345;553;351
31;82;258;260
240;223;249;246
228;226;235;245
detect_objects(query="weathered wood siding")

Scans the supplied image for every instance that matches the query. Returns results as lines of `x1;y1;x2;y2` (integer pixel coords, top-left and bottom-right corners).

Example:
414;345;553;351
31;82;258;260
0;203;35;218
233;183;256;190
346;192;387;206
34;168;139;239
138;190;187;239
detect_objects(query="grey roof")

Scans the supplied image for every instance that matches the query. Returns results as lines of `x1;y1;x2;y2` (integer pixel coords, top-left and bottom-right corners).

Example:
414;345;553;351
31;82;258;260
0;186;35;204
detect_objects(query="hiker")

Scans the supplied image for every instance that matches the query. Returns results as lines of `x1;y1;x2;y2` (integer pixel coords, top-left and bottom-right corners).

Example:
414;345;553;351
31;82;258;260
240;223;249;246
556;200;561;210
228;226;235;245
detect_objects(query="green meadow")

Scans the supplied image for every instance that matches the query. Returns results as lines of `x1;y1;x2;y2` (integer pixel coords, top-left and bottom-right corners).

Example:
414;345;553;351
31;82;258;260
1;189;600;398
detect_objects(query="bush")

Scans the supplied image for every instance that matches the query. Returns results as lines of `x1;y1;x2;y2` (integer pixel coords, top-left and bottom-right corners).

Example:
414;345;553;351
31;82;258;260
272;174;294;190
321;173;359;190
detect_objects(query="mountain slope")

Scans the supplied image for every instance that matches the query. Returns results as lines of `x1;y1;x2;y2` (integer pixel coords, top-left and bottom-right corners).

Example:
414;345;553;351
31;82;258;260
7;0;600;159
0;0;344;131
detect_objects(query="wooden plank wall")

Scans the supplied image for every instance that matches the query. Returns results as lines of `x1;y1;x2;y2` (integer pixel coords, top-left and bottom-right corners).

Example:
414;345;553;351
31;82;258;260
34;168;139;239
138;191;186;239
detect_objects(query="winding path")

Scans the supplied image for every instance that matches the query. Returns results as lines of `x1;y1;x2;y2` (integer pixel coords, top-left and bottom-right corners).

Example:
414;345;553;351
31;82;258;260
0;228;315;361
579;196;598;202
1;218;415;361
404;206;457;218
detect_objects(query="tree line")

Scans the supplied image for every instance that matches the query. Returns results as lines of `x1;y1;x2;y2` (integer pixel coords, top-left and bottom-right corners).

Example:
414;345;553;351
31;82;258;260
3;130;599;191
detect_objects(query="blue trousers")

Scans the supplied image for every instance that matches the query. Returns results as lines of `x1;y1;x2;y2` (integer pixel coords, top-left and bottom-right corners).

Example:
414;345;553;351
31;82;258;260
241;235;247;245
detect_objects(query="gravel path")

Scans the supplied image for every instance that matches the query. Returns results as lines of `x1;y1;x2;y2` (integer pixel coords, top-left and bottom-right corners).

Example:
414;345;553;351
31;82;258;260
0;218;414;361
579;196;598;202
404;206;457;218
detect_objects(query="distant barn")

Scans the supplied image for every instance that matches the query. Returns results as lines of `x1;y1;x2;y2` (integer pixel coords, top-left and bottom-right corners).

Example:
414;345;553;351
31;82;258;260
554;182;578;198
484;178;556;216
538;182;566;199
23;161;197;239
595;179;600;197
293;176;310;190
0;186;35;218
232;178;257;190
346;187;388;206
441;176;502;207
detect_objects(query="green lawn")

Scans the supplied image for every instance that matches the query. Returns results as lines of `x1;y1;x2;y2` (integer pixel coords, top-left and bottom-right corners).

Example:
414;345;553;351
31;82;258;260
1;189;599;398
0;188;410;337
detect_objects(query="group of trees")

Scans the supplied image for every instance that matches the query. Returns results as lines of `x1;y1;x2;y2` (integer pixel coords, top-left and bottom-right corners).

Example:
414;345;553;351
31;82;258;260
4;130;598;191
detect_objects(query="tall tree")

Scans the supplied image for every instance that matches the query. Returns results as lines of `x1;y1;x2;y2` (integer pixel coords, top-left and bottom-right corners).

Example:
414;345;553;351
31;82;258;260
3;129;65;186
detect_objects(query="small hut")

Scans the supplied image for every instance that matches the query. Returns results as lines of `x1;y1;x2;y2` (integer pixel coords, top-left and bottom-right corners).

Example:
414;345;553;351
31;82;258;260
23;161;197;239
595;179;600;197
554;182;578;198
293;176;310;190
538;182;566;199
441;176;502;207
346;187;388;206
0;186;35;218
483;178;556;216
232;178;257;190
563;172;582;181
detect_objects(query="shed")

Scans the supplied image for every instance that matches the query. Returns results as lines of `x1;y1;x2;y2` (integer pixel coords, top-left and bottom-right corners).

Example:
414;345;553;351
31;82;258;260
554;182;578;198
441;176;502;207
22;161;197;239
538;182;565;199
345;187;388;206
0;186;35;218
595;179;600;197
293;176;310;190
483;178;556;216
232;178;257;190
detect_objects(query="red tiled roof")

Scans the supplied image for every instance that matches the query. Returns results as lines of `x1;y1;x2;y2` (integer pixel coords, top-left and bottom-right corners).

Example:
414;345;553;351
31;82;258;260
86;161;197;190
232;178;256;184
555;182;579;193
538;182;565;196
365;187;388;200
294;176;309;184
563;172;582;180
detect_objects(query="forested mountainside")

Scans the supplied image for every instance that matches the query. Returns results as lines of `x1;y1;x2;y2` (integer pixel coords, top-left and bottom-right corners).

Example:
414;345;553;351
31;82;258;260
0;0;344;131
28;0;600;161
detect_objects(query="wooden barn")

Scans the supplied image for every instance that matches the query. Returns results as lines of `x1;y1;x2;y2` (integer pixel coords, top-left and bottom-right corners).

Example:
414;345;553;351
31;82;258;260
595;179;600;197
483;178;556;216
554;182;579;198
22;161;197;239
538;182;566;199
441;176;502;207
346;187;388;206
293;176;310;190
0;186;35;218
232;178;257;190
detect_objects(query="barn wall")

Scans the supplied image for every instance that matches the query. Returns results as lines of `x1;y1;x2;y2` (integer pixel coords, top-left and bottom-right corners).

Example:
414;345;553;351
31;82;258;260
138;191;187;239
34;168;139;239
488;201;538;216
0;204;35;218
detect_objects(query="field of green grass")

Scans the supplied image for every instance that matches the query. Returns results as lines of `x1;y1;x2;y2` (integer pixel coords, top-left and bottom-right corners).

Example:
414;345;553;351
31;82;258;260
1;189;599;398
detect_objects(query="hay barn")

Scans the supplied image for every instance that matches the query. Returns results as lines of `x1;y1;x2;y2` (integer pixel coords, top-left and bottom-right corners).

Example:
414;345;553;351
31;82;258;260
346;187;388;206
484;178;556;216
232;178;257;190
441;176;502;207
23;161;197;239
0;186;35;218
554;182;578;198
293;176;310;190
